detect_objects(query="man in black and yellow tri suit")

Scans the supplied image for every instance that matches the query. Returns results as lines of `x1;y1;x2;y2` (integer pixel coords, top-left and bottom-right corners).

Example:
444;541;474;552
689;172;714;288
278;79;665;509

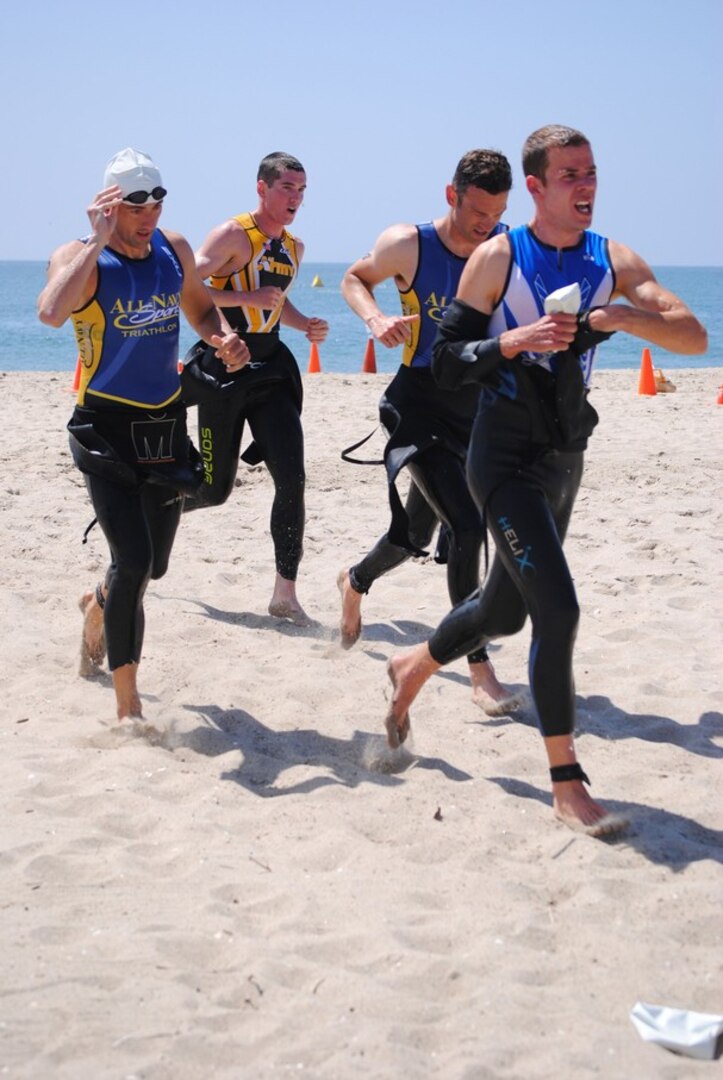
182;152;328;627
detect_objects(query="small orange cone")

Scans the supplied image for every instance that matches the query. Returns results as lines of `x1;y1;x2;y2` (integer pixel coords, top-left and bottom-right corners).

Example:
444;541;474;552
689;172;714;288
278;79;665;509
307;342;321;373
638;347;656;396
362;338;377;374
717;383;723;405
70;357;81;392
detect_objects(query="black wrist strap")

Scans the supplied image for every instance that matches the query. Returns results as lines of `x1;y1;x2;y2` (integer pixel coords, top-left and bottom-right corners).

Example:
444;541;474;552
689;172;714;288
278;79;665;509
550;763;590;785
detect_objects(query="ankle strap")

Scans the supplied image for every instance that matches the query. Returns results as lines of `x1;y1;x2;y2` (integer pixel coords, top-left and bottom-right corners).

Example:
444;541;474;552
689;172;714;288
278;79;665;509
550;763;590;785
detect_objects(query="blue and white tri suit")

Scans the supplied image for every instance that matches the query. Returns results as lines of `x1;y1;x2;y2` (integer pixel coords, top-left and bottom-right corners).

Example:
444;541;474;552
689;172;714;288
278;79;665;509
428;225;616;737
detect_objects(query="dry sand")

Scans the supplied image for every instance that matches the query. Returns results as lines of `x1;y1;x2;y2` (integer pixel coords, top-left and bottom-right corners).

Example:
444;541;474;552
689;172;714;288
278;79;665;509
1;368;721;1079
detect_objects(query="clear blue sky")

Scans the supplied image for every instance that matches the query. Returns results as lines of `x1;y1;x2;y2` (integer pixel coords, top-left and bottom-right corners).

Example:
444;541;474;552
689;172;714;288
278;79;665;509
4;0;721;265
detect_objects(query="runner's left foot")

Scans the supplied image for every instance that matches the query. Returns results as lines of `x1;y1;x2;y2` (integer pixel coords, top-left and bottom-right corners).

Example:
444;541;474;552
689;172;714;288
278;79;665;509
78;589;106;676
469;660;524;716
268;600;314;628
337;569;362;649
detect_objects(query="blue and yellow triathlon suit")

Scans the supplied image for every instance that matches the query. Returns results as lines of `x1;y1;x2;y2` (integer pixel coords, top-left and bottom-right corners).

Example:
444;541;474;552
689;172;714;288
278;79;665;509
67;229;201;670
429;224;615;739
347;220;507;669
181;212;305;583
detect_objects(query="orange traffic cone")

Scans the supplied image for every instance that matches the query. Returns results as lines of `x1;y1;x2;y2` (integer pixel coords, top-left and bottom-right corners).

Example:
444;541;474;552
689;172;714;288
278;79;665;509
307;342;321;373
362;338;377;373
70;357;81;392
717;383;723;405
638;347;656;396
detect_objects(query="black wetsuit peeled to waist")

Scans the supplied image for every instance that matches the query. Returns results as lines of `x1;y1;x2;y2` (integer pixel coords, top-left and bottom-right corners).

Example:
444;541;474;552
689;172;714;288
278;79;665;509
344;221;513;667
181;332;305;582
180;210;307;585
352;364;490;664
67;231;200;671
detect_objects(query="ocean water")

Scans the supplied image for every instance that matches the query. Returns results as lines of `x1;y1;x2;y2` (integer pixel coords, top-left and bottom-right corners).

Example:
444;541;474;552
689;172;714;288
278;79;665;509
6;260;721;375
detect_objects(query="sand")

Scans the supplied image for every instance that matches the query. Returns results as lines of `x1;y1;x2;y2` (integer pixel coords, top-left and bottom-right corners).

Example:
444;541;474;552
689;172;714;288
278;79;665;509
1;368;721;1079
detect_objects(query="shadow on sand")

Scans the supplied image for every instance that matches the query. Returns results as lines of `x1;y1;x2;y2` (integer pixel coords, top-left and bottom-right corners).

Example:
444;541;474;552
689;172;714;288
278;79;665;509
171;703;473;798
488;775;723;871
473;695;723;761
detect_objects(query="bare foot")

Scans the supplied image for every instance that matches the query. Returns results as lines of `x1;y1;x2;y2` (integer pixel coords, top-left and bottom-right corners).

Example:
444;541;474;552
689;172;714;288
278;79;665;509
268;600;313;627
385;659;411;749
118;699;144;721
269;574;314;627
553;782;629;838
384;647;440;748
112;664;143;721
78;589;106;676
337;569;362;649
469;660;524;716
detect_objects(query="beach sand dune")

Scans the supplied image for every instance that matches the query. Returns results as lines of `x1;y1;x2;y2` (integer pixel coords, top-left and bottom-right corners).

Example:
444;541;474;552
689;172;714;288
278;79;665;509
1;369;721;1078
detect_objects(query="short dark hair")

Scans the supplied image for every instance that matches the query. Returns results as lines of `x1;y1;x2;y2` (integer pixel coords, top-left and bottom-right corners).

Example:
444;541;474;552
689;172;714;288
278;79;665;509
257;152;305;184
522;125;590;181
452;149;512;197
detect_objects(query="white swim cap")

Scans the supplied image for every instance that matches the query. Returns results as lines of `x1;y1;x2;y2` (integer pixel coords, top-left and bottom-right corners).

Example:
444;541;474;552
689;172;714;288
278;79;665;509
103;148;166;203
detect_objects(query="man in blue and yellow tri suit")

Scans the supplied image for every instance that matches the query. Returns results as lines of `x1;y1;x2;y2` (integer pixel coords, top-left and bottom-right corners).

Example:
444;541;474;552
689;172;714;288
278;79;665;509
37;148;248;723
182;152;328;627
338;150;518;712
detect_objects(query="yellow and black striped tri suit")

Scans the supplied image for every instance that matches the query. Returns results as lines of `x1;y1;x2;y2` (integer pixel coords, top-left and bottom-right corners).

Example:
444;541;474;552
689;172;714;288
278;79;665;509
209;212;300;334
185;213;307;582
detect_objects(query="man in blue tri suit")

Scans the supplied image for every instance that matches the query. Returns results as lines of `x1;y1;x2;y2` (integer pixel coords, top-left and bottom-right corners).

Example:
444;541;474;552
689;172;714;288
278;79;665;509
37;148;248;723
338;150;518;713
383;125;707;837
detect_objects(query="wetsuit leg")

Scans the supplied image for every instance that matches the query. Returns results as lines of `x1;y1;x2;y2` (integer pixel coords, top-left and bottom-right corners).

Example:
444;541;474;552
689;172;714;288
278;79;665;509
407;446;483;604
87;475;182;670
407;445;489;665
429;452;583;735
141;483;185;580
246;389;306;581
185;396;247;511
349;483;437;594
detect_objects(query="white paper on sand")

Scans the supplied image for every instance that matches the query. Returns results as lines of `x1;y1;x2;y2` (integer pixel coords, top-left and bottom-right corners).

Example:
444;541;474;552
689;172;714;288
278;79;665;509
543;282;581;315
630;1001;723;1060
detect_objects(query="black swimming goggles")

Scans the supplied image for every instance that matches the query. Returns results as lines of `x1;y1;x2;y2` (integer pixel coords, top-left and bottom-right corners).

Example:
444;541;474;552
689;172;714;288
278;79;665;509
123;187;167;204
